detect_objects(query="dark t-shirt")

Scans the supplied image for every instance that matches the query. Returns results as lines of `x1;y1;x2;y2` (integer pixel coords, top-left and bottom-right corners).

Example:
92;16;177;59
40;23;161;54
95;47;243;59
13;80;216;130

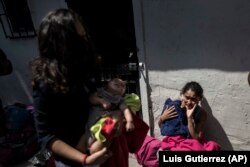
33;82;91;151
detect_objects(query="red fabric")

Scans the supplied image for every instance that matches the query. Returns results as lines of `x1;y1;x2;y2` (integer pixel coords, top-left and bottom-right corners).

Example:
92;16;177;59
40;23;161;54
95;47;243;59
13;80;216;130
161;135;221;151
126;114;149;153
101;114;149;167
101;117;116;140
135;135;161;167
101;134;129;167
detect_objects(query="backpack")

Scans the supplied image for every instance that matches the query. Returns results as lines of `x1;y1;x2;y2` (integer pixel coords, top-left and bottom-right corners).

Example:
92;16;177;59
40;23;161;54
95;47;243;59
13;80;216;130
0;103;39;166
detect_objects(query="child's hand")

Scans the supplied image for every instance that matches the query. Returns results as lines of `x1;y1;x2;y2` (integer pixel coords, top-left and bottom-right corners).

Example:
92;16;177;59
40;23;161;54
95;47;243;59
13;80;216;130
100;99;111;109
126;121;135;132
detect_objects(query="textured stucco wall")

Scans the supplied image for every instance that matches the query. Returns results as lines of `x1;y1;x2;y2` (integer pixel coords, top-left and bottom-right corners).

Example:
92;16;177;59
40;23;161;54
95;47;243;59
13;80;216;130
0;0;66;105
140;0;250;150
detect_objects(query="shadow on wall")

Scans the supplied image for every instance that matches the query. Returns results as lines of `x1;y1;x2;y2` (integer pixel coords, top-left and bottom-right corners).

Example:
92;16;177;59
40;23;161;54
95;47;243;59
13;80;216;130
144;0;250;72
0;71;33;106
201;97;233;150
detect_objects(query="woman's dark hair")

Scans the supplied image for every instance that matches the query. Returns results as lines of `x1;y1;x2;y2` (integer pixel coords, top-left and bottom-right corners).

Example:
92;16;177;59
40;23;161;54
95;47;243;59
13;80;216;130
181;81;203;99
32;8;96;93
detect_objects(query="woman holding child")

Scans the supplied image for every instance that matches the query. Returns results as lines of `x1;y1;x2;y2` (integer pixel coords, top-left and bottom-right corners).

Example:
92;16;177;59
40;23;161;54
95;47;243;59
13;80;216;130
32;8;148;167
32;7;220;167
32;8;113;167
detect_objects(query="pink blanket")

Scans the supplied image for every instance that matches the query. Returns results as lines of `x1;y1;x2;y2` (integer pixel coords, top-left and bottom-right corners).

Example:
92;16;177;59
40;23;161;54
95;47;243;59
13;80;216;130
161;135;220;151
135;135;161;167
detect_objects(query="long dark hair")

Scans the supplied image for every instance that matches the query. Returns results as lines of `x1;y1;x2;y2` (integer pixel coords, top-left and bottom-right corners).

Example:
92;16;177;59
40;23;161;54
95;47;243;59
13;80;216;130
32;8;96;93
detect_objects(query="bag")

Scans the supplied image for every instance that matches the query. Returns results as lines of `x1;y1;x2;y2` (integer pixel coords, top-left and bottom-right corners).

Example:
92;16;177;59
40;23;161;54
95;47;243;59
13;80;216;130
0;103;39;166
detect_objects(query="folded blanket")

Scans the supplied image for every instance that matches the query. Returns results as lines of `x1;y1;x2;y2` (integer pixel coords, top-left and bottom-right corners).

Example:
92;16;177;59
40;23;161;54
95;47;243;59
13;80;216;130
161;135;220;151
135;135;161;167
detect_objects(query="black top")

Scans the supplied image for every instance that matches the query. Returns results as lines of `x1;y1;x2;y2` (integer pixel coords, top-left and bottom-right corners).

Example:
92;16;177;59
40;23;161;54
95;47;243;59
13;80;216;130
33;81;91;152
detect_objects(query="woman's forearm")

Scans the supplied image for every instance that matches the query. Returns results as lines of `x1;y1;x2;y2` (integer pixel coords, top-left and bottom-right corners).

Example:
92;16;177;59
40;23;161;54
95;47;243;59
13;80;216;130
49;138;84;164
49;138;111;166
187;118;199;139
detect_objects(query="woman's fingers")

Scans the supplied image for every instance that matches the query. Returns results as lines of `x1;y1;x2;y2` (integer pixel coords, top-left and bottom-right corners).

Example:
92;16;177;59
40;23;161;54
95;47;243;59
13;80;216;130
168;106;175;110
168;109;178;117
163;108;175;116
169;111;178;116
164;106;175;113
161;106;178;121
170;114;178;118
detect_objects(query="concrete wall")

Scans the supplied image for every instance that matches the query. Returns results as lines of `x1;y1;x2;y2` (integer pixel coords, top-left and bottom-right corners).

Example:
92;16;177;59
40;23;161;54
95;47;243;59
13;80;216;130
1;0;249;151
0;0;66;105
139;0;250;150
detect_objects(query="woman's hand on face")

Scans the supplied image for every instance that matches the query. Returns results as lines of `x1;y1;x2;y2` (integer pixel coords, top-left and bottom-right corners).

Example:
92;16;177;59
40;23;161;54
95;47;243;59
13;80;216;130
186;104;197;118
85;147;112;165
161;106;178;121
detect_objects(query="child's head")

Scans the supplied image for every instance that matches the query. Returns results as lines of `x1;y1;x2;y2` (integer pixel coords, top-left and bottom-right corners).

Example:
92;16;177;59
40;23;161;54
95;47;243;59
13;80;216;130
32;8;95;92
106;78;126;96
180;81;203;109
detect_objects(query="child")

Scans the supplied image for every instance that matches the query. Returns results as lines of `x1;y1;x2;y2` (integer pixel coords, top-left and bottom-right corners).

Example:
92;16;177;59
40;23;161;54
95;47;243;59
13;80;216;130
77;78;135;154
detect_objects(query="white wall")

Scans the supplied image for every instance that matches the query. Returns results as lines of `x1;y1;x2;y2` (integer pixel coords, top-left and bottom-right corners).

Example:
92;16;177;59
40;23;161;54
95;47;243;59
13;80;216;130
136;0;250;150
0;0;66;105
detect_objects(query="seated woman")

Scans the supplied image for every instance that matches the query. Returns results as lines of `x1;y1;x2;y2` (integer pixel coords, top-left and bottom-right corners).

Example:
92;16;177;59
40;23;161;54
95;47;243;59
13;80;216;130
134;81;221;167
159;81;220;151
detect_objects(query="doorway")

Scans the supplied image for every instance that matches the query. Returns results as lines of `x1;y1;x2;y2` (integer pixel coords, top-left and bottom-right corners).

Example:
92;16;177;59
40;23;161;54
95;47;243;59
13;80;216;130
66;0;139;94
